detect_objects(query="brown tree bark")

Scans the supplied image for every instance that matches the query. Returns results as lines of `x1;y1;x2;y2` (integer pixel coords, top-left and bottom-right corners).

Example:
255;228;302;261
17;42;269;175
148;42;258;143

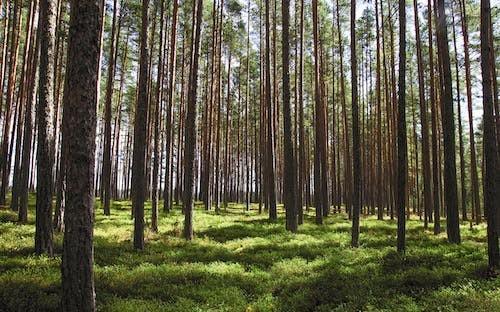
336;0;353;218
480;0;499;270
396;0;407;252
0;0;22;205
264;0;277;221
428;0;441;234
351;0;361;247
451;5;467;221
297;0;305;224
375;0;384;220
61;1;101;310
413;0;433;228
458;0;481;224
101;0;119;216
163;0;179;213
436;0;460;244
132;0;150;250
183;0;204;240
282;0;297;232
19;0;40;223
35;0;57;256
151;0;166;232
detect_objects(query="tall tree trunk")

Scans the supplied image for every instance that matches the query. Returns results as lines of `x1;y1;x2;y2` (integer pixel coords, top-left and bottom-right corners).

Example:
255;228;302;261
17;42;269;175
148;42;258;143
264;0;277;221
11;0;36;212
0;0;22;205
101;0;119;216
19;0;40;223
451;5;467;221
297;0;305;224
396;0;407;253
151;0;166;232
132;0;150;250
351;0;361;247
223;51;231;209
163;0;179;213
413;0;433;228
436;0;460;244
375;0;384;220
245;0;250;211
428;0;441;234
282;0;297;232
458;0;481;224
35;0;57;256
336;0;352;218
312;0;327;224
183;0;204;240
61;1;101;310
480;0;499;270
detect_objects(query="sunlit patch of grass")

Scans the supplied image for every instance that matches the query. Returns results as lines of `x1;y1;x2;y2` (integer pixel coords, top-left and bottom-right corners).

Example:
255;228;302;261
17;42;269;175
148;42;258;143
0;197;498;311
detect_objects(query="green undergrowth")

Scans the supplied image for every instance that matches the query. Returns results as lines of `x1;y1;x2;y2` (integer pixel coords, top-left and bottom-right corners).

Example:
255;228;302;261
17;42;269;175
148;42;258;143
0;195;498;311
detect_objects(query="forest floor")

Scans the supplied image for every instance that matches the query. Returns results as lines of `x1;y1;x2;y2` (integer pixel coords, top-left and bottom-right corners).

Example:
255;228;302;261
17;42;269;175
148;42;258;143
0;197;499;312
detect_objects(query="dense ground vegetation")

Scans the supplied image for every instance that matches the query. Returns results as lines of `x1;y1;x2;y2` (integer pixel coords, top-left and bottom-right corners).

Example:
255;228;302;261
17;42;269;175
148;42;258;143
1;198;499;312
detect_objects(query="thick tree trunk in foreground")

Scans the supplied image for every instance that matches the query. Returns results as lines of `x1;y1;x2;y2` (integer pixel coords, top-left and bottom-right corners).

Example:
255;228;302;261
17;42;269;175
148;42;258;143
61;1;100;310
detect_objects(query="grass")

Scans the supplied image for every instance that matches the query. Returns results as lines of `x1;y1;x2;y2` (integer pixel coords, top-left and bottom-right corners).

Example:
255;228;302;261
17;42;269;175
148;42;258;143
0;195;499;311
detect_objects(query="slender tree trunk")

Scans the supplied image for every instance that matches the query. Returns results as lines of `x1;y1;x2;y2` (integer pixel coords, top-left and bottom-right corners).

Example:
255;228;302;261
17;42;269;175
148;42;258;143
458;0;481;224
11;0;36;212
480;0;499;270
351;0;361;248
375;0;384;220
151;0;166;232
0;0;22;205
282;0;297;232
223;51;231;209
183;0;204;240
451;5;467;221
428;0;441;234
264;0;277;221
19;0;40;223
163;0;179;213
436;0;460;244
336;0;352;217
297;0;305;224
132;0;150;250
413;0;433;228
396;0;407;253
245;0;250;211
35;0;57;256
101;0;119;216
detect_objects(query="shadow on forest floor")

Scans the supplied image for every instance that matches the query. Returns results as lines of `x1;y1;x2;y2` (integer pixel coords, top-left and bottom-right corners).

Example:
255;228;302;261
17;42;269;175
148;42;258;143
0;201;498;312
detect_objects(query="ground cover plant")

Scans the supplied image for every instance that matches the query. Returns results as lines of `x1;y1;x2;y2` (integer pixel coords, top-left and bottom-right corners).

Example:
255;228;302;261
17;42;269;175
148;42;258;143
1;198;498;312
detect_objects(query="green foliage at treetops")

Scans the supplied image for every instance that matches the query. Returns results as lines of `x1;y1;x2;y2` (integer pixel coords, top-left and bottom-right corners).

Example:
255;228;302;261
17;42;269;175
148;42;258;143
0;196;499;311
